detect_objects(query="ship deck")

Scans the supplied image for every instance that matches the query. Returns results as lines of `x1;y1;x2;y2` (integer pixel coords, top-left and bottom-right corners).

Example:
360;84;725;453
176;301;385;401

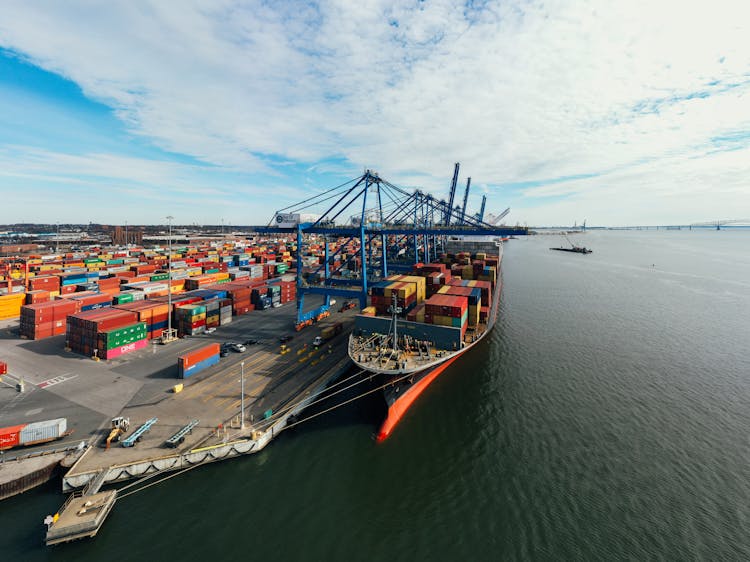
348;321;490;375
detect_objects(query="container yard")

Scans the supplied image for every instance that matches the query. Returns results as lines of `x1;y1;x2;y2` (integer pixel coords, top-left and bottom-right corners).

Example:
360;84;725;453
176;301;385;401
0;231;364;545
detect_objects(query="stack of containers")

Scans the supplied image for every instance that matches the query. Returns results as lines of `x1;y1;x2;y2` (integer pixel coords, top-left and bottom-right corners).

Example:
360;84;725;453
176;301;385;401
178;343;220;378
387;274;426;304
25;290;51;304
59;272;88;289
233;253;251;267
220;298;233;325
176;304;206;335
369;280;417;316
97;276;121;296
121;281;169;297
66;308;139;356
279;280;296;303
97;322;148;359
20;299;82;339
241;264;265;280
405;303;426;323
251;288;272;310
423;294;468;336
184;274;217;290
63;292;112;311
412;263;451;296
267;285;281;307
29;275;60;296
205;299;221;328
449;279;492;308
113;301;171;340
437;286;481;326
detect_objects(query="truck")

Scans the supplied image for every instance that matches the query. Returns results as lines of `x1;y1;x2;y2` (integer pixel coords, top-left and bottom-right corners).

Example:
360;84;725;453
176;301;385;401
0;418;71;451
316;322;344;346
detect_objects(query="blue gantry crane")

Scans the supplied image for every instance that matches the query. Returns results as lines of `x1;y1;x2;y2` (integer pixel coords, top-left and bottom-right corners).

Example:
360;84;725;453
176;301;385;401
257;167;527;330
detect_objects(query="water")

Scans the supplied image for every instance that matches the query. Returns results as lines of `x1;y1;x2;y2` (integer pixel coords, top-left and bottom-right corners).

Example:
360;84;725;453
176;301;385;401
2;230;750;561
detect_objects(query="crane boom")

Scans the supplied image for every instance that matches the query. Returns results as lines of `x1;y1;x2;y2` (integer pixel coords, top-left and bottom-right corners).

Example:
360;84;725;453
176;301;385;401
445;162;460;225
460;177;471;225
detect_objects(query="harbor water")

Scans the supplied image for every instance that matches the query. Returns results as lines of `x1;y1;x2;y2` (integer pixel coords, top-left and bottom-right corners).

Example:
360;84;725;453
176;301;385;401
2;229;749;560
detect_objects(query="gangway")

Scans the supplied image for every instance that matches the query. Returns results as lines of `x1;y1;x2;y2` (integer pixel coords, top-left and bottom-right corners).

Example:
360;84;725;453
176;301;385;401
165;419;199;448
121;418;158;448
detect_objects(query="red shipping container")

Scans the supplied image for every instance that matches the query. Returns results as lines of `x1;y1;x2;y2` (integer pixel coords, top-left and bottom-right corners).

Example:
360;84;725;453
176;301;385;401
0;360;7;374
30;275;60;292
0;424;26;450
60;284;78;295
179;343;220;368
26;290;50;304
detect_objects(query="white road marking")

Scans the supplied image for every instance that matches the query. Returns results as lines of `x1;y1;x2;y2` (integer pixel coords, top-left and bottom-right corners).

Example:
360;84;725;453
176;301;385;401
37;374;78;389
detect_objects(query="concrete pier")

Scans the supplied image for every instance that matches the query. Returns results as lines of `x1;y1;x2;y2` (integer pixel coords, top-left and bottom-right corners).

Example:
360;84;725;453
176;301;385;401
45;489;118;545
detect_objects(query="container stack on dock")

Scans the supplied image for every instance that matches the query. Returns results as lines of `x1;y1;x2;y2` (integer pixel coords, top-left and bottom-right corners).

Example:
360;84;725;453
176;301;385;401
20;299;83;340
113;301;170;340
0;294;26;320
178;343;220;379
175;304;206;336
65;308;145;358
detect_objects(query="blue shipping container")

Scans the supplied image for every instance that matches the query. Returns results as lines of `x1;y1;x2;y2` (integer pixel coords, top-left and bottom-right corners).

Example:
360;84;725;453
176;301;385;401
179;353;220;379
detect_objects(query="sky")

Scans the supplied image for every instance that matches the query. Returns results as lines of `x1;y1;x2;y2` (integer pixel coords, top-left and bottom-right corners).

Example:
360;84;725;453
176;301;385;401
0;0;748;227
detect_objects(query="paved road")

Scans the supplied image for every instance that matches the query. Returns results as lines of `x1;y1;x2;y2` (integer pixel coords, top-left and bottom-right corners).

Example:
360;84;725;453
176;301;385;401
0;297;356;465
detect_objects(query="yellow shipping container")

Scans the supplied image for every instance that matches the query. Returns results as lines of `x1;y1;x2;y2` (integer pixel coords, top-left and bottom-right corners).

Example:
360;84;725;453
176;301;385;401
468;304;480;326
361;306;376;316
389;275;426;303
431;315;453;327
39;264;57;271
0;293;25;319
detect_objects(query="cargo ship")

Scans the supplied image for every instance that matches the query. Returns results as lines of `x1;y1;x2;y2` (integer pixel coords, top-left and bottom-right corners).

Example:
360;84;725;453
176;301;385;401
349;242;502;441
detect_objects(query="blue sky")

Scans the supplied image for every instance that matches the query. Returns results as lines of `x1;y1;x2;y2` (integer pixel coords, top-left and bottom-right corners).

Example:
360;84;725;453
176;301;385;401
0;1;748;226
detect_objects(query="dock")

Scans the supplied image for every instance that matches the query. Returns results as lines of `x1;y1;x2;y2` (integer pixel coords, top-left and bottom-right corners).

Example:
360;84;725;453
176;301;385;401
45;489;118;545
1;299;356;545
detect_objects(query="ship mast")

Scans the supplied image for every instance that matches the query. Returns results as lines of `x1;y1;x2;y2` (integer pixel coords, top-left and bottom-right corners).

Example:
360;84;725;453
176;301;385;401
388;293;402;355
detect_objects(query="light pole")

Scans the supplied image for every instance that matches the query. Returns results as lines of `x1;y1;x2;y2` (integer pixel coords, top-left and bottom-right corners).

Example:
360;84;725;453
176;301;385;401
240;361;245;430
55;222;59;254
165;215;175;342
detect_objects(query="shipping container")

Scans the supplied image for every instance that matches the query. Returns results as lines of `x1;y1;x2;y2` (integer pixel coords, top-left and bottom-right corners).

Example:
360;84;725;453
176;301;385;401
0;424;25;450
178;353;220;378
20;418;67;445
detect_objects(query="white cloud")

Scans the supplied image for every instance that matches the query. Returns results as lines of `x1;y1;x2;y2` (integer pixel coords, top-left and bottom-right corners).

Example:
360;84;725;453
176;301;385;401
0;0;749;224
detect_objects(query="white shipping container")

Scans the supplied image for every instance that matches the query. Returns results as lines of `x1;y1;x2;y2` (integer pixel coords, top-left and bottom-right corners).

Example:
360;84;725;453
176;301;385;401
19;418;66;444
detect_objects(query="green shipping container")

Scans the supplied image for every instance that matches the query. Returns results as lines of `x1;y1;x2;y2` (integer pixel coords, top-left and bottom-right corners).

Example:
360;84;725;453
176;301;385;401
204;268;219;274
107;259;124;265
150;273;169;281
116;292;134;304
99;322;147;349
